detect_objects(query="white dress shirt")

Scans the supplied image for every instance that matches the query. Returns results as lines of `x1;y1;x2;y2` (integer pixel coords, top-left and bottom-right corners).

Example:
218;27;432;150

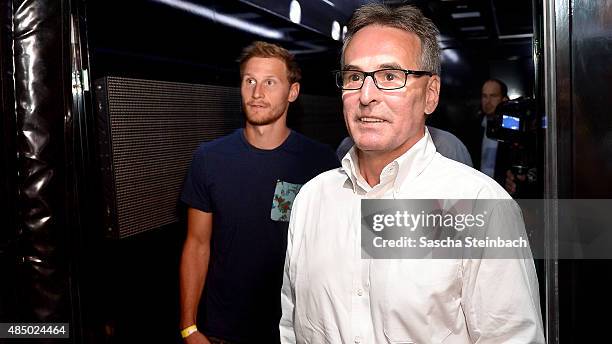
280;128;544;344
480;117;499;178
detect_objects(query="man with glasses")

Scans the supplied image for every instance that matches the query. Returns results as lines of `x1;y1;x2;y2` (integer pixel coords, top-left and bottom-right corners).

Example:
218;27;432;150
280;4;544;343
333;70;474;166
179;41;338;344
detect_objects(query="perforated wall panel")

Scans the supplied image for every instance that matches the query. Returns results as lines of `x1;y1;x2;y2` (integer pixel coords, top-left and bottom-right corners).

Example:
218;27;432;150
95;77;243;238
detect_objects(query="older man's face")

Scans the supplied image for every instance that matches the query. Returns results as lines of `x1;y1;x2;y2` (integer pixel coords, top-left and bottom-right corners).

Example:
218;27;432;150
342;25;440;159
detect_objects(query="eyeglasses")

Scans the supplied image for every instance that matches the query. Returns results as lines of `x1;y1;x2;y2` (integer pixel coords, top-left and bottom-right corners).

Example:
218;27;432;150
334;68;434;90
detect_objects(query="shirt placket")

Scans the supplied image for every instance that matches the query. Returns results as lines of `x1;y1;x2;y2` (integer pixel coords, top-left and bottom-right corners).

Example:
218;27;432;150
350;163;398;343
350;255;372;344
351;187;383;344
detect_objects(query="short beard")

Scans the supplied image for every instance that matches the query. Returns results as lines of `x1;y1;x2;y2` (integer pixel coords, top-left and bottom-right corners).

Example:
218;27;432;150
245;113;283;126
244;106;286;126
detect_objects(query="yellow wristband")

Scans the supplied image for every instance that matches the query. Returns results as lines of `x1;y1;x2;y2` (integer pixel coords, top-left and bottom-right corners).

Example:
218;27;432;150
180;325;198;338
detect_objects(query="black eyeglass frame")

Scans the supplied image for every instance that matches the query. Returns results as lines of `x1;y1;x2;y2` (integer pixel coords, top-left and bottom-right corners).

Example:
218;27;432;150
334;68;435;90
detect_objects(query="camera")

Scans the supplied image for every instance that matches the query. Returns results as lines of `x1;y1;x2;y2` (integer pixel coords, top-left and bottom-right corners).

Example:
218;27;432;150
485;97;543;197
486;97;538;144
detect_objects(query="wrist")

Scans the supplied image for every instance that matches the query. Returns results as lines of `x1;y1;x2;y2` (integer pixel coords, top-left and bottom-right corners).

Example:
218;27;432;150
180;324;198;338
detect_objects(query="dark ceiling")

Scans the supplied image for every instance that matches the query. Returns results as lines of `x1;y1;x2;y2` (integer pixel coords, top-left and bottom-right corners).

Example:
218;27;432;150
231;0;535;54
86;0;535;93
430;0;533;45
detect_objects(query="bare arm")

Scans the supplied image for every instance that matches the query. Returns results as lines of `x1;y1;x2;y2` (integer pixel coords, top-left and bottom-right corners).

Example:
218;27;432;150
180;208;213;343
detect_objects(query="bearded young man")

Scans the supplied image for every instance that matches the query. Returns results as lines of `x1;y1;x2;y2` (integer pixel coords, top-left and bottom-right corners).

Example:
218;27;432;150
179;41;338;344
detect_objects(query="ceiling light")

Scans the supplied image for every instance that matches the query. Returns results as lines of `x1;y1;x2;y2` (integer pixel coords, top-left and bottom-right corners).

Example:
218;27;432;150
451;11;481;19
499;33;534;40
289;0;301;24
152;0;284;40
460;26;486;32
442;49;459;63
331;21;341;40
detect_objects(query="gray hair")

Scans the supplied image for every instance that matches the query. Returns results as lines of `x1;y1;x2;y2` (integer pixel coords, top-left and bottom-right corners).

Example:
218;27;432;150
341;3;441;75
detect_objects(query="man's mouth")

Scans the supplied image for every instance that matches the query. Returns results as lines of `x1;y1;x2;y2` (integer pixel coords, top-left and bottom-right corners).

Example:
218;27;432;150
358;117;385;123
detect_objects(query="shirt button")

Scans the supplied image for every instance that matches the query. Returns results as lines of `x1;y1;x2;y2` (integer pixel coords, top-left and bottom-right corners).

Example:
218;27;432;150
354;336;362;343
357;289;363;296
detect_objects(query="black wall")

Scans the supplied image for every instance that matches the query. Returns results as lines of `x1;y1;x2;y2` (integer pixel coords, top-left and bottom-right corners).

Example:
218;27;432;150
556;0;612;342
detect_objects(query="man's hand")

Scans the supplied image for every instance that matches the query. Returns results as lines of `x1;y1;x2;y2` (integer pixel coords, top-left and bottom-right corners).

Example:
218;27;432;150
184;331;211;344
505;169;526;195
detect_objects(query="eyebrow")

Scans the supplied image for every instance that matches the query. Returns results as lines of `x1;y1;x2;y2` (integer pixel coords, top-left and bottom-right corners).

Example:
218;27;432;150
242;73;280;79
343;62;404;71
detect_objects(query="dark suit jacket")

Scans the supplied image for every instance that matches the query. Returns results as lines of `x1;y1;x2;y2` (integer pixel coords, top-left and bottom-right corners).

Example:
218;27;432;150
461;113;511;186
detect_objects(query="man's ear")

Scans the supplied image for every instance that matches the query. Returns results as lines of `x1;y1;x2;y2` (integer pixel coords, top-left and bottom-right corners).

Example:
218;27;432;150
424;75;440;115
288;82;300;103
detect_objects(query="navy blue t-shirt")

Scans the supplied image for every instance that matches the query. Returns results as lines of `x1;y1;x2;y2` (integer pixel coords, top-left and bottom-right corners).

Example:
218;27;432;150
181;129;339;343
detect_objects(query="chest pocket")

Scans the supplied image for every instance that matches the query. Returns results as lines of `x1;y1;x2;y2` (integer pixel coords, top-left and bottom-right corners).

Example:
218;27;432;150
270;180;303;222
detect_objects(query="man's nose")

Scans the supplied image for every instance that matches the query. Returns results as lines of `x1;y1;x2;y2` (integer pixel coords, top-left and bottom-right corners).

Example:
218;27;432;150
252;83;264;98
359;75;380;105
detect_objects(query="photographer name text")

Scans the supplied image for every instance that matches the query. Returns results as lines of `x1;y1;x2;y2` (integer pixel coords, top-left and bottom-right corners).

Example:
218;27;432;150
372;236;529;248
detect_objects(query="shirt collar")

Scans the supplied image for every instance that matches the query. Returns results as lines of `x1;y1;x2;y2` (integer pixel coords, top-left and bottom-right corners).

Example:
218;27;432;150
340;145;363;192
340;127;437;195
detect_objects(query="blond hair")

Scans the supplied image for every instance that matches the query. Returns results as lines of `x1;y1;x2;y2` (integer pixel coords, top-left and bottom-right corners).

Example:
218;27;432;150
239;41;302;83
